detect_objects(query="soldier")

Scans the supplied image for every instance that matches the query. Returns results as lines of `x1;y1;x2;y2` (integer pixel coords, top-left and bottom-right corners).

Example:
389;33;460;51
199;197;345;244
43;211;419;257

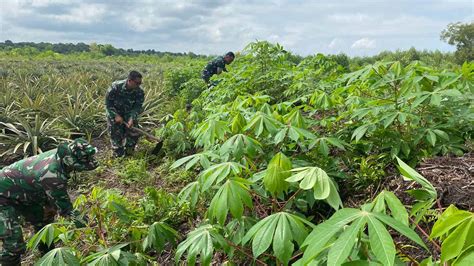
105;71;145;157
201;52;235;86
0;138;98;265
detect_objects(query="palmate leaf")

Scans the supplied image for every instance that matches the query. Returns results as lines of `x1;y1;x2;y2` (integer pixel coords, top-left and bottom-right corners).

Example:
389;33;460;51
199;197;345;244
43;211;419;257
308;137;347;157
27;223;64;251
230;112;247;133
175;224;228;266
283;109;306;127
244;111;281;137
299;205;426;265
328;216;368;266
220;134;262;161
430;205;474;263
192;118;229;147
274;125;316;145
208;178;253;224
286;166;342;210
351;124;370;142
368;190;409;225
35;247;80;266
178;181;200;207
142;221;178;252
263;152;292;196
198;162;245;191
242;212;312;265
171;151;218;170
83;243;133;265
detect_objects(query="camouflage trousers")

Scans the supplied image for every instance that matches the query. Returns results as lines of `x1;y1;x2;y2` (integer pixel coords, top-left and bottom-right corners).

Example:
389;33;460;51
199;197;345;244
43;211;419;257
107;118;139;157
0;204;55;265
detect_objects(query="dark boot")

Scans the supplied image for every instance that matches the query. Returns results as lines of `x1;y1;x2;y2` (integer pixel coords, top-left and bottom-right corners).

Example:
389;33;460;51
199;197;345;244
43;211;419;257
125;146;135;157
0;255;21;266
113;147;125;158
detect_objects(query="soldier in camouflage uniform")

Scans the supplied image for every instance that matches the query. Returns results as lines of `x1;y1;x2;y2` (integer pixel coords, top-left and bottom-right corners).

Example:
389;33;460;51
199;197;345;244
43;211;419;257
201;52;235;86
105;71;145;157
0;138;98;265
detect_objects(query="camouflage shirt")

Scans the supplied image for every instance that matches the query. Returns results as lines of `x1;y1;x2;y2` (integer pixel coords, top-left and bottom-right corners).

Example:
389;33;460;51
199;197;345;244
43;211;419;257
202;56;227;83
105;79;145;121
0;150;73;215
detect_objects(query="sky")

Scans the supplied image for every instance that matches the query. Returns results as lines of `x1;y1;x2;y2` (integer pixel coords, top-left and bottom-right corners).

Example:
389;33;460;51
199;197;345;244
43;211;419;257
0;0;472;56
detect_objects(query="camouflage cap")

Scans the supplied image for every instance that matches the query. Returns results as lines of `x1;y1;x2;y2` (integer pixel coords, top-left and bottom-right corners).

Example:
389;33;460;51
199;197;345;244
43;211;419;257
57;138;99;171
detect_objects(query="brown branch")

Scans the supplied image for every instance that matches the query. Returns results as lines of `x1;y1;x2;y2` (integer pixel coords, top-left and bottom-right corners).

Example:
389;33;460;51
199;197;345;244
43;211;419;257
279;189;303;212
225;240;268;266
409;217;441;252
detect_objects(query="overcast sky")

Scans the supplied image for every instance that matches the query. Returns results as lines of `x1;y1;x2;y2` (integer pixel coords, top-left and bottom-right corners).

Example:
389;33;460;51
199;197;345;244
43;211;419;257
0;0;472;56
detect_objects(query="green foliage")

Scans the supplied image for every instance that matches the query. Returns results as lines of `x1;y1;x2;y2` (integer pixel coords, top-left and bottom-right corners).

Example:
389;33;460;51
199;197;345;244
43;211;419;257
208;178;253;224
286;166;342;210
117;158;150;184
367;190;409;225
27;223;64;250
1;40;472;265
82;243;137;265
0;114;64;156
441;21;474;64
349;154;387;190
164;66;201;96
430;205;474;264
175;224;229;266
35;248;80;266
264;152;292;196
299;206;426;265
142;222;178;252
242;212;312;265
139;187;191;225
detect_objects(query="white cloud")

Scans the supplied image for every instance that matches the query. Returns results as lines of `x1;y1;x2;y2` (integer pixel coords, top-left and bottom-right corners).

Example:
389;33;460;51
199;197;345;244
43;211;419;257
328;13;370;23
1;0;470;56
47;4;106;24
30;0;72;7
351;38;376;49
328;38;342;49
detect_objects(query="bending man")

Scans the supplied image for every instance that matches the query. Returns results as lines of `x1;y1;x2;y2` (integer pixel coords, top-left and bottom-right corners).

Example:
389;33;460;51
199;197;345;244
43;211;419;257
0;138;98;265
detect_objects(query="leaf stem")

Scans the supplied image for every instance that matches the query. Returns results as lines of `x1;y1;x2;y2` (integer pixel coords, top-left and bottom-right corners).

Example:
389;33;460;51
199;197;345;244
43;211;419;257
279;188;302;212
225;240;268;265
409;217;441;252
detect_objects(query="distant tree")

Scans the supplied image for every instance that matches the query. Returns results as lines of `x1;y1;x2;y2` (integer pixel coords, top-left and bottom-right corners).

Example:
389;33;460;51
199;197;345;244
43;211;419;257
441;21;474;64
330;53;350;71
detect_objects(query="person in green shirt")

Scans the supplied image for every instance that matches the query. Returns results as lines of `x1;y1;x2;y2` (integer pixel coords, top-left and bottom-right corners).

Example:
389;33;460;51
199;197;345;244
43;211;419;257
0;138;98;265
105;71;145;157
201;52;235;86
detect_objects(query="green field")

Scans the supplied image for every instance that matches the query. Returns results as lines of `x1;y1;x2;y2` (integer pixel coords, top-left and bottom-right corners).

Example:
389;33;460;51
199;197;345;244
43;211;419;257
1;41;473;265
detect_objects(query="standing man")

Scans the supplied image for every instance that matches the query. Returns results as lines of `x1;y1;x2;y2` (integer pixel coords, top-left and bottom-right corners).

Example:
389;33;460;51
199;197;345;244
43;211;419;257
0;138;98;265
106;71;145;157
201;52;235;86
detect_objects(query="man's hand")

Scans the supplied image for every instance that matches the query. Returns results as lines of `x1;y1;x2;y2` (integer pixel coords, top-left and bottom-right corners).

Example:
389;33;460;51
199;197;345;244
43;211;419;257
126;118;133;128
114;114;124;124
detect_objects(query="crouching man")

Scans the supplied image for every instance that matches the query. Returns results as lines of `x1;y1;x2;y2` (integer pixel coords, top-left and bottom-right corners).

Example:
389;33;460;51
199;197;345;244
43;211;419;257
0;138;98;265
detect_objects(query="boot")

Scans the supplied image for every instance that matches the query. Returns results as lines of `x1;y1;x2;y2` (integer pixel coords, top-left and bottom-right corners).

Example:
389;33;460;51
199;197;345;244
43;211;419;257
0;255;21;266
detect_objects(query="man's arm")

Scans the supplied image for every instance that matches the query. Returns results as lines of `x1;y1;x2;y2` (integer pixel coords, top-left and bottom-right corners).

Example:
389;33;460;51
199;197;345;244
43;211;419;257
105;84;119;120
40;175;73;216
217;57;227;73
129;89;145;121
